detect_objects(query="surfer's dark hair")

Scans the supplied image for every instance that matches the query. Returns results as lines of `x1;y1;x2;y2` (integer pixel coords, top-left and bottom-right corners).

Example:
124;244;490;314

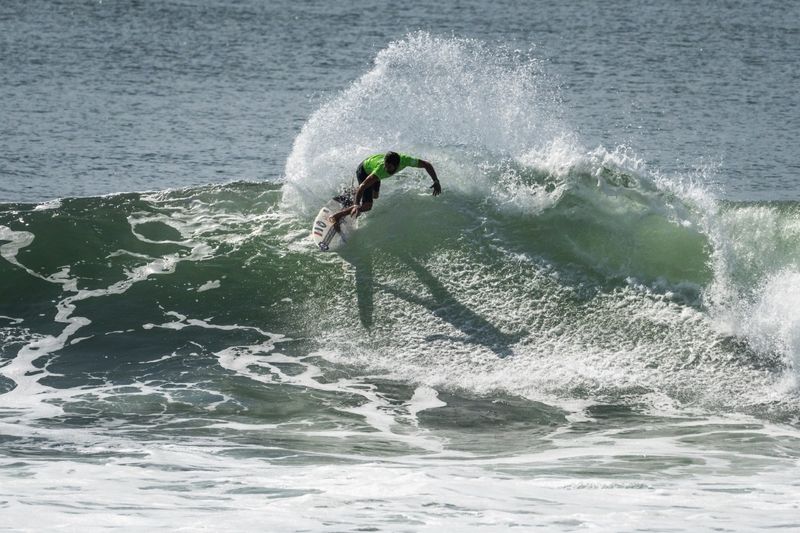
385;151;400;167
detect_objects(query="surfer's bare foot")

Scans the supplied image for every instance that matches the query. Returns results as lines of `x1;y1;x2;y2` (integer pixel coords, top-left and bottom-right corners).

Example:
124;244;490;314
327;216;340;229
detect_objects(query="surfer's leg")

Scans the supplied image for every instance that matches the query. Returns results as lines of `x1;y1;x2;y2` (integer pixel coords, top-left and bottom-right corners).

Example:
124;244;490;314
329;207;348;224
330;164;375;225
330;188;373;224
355;163;380;202
328;201;371;227
356;164;368;186
330;165;370;225
361;184;374;205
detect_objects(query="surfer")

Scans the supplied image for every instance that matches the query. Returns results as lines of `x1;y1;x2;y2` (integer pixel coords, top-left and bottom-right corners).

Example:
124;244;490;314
329;151;441;226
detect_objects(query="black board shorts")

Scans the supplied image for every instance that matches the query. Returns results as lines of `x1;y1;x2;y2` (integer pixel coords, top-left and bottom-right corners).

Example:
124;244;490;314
356;163;380;204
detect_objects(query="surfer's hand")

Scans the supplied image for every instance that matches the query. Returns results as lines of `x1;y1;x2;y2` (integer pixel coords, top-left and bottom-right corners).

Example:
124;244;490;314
349;205;360;218
430;180;442;196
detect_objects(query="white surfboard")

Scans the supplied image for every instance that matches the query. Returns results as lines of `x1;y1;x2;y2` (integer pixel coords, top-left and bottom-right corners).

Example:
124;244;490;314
311;193;356;252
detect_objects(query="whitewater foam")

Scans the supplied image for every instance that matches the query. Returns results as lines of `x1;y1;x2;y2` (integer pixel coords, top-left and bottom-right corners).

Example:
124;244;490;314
282;32;565;215
704;202;800;385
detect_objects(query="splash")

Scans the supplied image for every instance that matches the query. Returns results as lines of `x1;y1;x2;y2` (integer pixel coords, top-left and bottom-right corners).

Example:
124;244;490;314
704;203;800;383
282;32;567;214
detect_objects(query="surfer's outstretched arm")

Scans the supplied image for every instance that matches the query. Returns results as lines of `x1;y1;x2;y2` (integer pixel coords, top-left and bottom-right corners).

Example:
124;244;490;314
417;160;441;195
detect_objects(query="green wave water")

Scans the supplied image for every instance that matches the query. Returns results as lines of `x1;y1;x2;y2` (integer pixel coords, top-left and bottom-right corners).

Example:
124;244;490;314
1;164;797;421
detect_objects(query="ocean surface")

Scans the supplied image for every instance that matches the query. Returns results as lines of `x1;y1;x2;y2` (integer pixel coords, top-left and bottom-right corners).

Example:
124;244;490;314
2;1;800;531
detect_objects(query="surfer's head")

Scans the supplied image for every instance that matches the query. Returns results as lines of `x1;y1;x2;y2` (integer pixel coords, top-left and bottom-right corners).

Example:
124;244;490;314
384;151;400;174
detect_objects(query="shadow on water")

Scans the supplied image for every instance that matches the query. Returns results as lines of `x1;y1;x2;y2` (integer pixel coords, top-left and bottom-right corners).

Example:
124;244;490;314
338;193;522;357
377;254;524;358
339;242;375;330
354;251;374;330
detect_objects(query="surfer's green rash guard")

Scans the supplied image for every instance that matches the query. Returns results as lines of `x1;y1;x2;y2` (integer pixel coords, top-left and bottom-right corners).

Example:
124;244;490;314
361;153;420;180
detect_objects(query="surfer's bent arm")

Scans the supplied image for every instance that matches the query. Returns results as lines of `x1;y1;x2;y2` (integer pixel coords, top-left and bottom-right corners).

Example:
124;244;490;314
353;173;379;212
417;160;441;195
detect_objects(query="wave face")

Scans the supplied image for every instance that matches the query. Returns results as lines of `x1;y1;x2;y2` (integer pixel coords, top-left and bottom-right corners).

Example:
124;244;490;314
277;33;800;415
2;36;798;428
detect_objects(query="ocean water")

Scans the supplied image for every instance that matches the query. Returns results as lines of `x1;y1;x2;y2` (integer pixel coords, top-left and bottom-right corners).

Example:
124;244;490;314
2;1;800;531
